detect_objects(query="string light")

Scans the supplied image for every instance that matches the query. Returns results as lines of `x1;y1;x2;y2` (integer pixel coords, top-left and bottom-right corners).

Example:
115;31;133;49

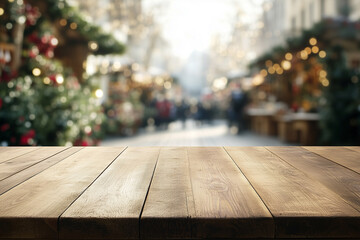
281;60;291;70
43;77;50;84
312;46;319;54
32;68;41;76
265;60;273;67
95;89;103;98
305;47;312;55
285;53;293;61
321;78;329;87
0;8;4;16
88;41;98;51
260;69;268;77
56;74;64;84
50;38;58;46
276;68;284;75
164;81;172;89
309;37;317;46
59;19;67;26
300;50;308;60
319;70;327;78
70;22;77;30
253;74;264;86
273;63;280;70
268;66;275;74
319;50;326;58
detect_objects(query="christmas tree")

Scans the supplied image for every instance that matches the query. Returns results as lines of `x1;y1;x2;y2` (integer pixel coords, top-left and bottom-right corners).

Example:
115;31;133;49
0;0;124;146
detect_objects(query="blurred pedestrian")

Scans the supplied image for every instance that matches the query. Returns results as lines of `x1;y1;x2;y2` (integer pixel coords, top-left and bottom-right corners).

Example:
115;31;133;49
228;87;247;133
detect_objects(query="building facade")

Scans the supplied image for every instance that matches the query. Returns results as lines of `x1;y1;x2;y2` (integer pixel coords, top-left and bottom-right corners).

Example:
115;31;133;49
257;0;360;56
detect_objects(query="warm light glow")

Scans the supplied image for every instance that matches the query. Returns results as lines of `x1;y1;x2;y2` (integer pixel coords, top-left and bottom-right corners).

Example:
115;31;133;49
59;19;67;26
285;53;293;61
112;62;122;71
56;74;64;84
281;60;291;70
213;77;227;90
319;70;327;78
32;68;41;76
50;38;58;46
305;47;312;55
319;50;326;58
0;8;4;16
260;69;268;77
268;66;275;74
253;74;264;86
300;50;308;60
95;89;103;98
70;22;77;30
265;60;273;67
84;126;92;134
309;37;317;46
88;41;98;51
132;63;140;71
43;77;50;84
155;77;164;86
164;81;172;89
321;78;329;87
273;63;280;70
312;46;319;54
276;68;283;75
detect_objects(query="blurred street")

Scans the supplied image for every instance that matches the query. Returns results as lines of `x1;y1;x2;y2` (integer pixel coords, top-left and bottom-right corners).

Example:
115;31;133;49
101;120;290;146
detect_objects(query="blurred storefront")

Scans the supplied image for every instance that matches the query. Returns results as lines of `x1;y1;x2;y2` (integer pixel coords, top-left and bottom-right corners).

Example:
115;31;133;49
247;16;360;145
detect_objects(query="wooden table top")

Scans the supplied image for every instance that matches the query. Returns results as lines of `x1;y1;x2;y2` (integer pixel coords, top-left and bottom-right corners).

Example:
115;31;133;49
0;146;360;239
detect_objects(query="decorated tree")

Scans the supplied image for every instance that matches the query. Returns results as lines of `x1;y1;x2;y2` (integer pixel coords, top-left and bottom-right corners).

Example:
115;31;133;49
0;0;124;146
249;19;360;145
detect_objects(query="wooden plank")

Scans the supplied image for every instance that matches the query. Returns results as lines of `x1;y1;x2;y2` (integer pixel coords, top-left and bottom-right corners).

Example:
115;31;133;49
140;147;194;239
0;147;125;239
347;146;360;154
225;146;360;239
268;146;360;212
0;147;83;195
187;147;274;239
0;147;38;163
0;147;67;181
305;146;360;174
59;147;160;240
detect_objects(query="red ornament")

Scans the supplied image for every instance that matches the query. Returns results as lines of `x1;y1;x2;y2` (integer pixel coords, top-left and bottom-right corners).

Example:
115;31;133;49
20;129;36;145
25;4;41;26
0;70;18;82
0;124;10;132
73;139;90;146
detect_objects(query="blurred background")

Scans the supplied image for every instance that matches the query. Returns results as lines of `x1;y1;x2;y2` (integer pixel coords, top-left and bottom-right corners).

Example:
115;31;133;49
1;0;360;146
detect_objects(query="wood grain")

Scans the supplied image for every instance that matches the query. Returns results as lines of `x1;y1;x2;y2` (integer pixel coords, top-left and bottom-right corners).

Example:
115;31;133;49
225;146;360;238
0;147;38;163
140;147;194;239
0;147;125;239
188;147;274;239
0;147;83;195
0;147;67;181
59;147;159;240
303;147;360;174
347;146;360;154
268;147;360;211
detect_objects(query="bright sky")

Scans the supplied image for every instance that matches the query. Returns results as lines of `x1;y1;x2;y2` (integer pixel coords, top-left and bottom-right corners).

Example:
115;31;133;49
143;0;264;59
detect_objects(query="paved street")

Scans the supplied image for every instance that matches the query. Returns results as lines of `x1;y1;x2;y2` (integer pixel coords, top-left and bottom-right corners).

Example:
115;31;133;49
101;120;292;146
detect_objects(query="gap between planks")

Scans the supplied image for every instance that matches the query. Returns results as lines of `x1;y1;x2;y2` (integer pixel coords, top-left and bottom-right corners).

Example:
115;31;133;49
0;147;83;195
57;146;128;239
223;146;276;239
